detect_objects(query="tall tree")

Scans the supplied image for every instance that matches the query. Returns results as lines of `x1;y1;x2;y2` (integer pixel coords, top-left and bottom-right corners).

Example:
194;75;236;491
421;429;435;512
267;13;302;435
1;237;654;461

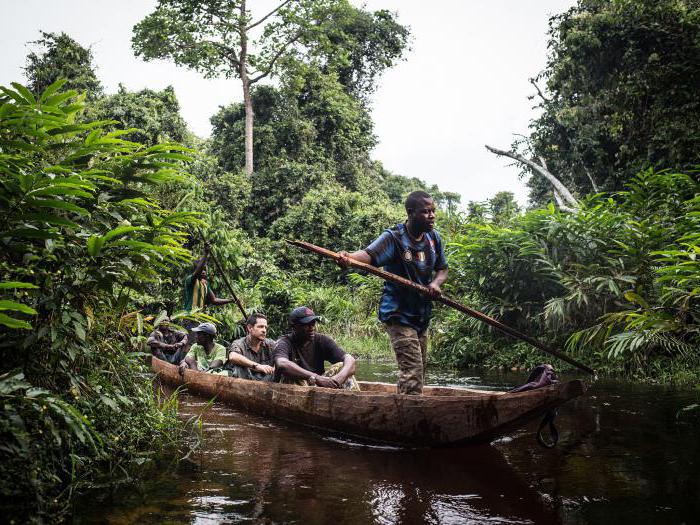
296;4;410;101
24;32;103;100
133;0;330;176
523;0;700;202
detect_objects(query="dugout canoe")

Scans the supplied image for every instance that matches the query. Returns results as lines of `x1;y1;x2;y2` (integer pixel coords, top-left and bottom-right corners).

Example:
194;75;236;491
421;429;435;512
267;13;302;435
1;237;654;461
152;357;586;447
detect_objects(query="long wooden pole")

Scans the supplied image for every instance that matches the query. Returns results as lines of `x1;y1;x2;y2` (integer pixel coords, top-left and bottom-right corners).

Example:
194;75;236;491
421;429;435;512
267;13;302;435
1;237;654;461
197;230;247;319
287;239;596;376
208;250;247;319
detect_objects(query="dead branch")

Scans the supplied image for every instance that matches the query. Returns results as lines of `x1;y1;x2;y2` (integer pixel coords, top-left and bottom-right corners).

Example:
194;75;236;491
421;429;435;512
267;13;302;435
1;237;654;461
530;78;550;103
485;145;579;210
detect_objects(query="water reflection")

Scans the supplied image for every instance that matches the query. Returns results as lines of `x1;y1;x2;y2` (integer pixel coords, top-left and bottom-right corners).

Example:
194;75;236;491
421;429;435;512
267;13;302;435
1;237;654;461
74;391;556;524
72;367;700;524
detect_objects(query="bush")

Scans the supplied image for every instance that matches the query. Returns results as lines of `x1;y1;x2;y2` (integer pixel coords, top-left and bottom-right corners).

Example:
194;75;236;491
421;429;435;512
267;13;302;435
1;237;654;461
0;80;198;520
433;169;700;380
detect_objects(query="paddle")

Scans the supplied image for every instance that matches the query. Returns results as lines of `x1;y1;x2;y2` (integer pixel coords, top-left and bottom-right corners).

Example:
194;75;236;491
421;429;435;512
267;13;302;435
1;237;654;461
197;230;247;319
287;239;596;376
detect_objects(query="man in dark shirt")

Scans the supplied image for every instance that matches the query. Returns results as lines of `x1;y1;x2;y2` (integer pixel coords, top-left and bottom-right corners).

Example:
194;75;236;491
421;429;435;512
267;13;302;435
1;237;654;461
226;313;276;381
274;307;357;389
338;190;449;395
147;315;188;364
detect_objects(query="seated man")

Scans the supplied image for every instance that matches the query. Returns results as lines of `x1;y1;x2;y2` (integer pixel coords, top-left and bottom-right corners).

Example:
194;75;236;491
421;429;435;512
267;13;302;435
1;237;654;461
274;307;358;390
179;322;227;374
147;315;188;364
226;313;276;381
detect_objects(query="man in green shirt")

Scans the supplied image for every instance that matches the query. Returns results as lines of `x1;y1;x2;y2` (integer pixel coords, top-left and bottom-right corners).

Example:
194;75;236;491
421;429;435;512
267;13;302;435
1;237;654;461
183;244;237;313
179;322;227;374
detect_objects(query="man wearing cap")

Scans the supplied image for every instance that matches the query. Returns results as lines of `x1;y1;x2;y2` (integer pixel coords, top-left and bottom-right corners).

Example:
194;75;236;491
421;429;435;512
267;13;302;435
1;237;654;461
179;322;228;373
274;307;358;389
337;190;448;395
225;313;276;381
147;314;188;364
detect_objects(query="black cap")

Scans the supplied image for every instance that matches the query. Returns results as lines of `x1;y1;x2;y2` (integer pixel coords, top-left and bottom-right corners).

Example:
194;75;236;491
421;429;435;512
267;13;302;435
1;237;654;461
289;306;321;325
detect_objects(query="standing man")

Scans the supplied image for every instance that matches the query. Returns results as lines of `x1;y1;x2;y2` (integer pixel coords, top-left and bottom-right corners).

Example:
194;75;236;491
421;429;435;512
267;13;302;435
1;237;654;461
147;314;188;364
338;190;448;395
226;313;276;381
183;243;237;314
179;322;227;373
274;307;358;389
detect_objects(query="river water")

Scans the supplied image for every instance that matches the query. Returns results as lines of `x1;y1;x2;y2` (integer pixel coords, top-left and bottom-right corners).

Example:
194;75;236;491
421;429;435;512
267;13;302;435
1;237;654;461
73;361;699;524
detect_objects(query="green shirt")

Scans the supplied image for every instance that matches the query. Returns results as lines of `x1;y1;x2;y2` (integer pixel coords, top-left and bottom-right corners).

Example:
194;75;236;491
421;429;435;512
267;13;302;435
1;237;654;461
189;342;227;371
183;274;209;313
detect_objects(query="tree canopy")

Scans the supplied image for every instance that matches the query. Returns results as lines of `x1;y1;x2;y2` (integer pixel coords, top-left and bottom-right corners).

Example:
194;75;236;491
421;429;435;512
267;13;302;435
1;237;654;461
89;85;191;146
24;32;103;100
522;0;700;203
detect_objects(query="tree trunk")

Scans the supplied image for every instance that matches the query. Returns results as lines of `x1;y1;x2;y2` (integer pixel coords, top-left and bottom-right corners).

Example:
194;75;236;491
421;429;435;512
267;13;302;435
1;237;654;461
240;0;254;176
242;75;254;176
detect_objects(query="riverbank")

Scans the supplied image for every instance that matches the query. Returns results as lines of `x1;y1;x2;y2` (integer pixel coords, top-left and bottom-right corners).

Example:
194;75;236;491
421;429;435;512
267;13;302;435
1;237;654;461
331;332;700;386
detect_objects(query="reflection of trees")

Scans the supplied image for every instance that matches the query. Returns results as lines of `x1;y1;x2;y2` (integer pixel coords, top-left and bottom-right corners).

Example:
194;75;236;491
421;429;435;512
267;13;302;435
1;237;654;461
187;398;558;524
499;386;700;522
363;448;558;524
82;380;700;524
89;388;557;524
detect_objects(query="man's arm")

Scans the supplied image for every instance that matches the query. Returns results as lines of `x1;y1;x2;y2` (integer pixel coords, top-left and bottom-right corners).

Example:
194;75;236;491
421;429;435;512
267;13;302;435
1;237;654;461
207;288;236;306
192;244;210;279
274;357;314;380
337;250;372;267
428;268;449;296
208;358;224;369
274;357;338;387
172;332;188;350
330;354;356;386
147;331;170;351
180;353;197;371
229;351;274;375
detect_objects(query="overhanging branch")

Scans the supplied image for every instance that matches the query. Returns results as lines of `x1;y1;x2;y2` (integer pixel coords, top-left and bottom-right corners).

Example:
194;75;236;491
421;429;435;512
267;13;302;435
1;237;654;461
485;145;579;210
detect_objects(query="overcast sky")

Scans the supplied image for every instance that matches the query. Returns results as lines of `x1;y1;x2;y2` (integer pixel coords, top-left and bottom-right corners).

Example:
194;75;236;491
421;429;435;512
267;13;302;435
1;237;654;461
1;0;574;206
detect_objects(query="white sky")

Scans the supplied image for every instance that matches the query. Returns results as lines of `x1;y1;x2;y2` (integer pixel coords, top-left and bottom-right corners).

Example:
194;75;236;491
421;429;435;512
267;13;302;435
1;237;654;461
1;0;574;206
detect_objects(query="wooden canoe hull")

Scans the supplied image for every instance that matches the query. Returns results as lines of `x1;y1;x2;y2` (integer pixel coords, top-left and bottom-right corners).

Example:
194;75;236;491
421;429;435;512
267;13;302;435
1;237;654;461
152;358;586;447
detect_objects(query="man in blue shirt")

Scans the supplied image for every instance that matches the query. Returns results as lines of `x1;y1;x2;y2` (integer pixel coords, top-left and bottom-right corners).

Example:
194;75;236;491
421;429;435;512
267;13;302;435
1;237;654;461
338;191;448;394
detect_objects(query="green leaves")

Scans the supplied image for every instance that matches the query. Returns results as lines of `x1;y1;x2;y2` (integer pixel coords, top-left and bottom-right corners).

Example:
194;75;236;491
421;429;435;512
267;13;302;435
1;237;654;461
0;282;38;290
0;314;33;330
0;282;38;330
0;300;37;315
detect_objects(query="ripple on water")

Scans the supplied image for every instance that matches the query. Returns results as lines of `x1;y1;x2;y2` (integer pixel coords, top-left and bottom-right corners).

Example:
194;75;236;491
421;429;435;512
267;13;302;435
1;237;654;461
322;435;406;451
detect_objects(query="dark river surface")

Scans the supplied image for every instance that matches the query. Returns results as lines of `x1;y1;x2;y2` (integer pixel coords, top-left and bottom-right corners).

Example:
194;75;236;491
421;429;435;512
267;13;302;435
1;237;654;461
73;361;699;524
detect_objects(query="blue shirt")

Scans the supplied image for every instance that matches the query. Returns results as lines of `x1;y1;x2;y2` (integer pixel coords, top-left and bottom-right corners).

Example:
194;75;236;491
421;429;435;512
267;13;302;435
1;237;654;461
365;223;448;332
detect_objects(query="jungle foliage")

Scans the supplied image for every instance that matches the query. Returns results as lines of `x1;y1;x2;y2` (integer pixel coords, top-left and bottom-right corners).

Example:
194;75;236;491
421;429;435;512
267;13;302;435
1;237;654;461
1;5;414;518
3;0;700;519
434;170;700;380
0;80;203;521
521;0;700;203
25;32;103;101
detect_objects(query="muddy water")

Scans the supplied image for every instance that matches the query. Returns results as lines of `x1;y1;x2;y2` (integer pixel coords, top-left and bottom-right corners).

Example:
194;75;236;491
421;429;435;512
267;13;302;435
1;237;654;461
73;362;699;524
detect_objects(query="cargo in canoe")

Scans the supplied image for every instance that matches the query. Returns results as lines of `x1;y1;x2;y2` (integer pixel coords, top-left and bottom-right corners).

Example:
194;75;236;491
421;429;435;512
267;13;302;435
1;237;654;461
152;357;586;447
